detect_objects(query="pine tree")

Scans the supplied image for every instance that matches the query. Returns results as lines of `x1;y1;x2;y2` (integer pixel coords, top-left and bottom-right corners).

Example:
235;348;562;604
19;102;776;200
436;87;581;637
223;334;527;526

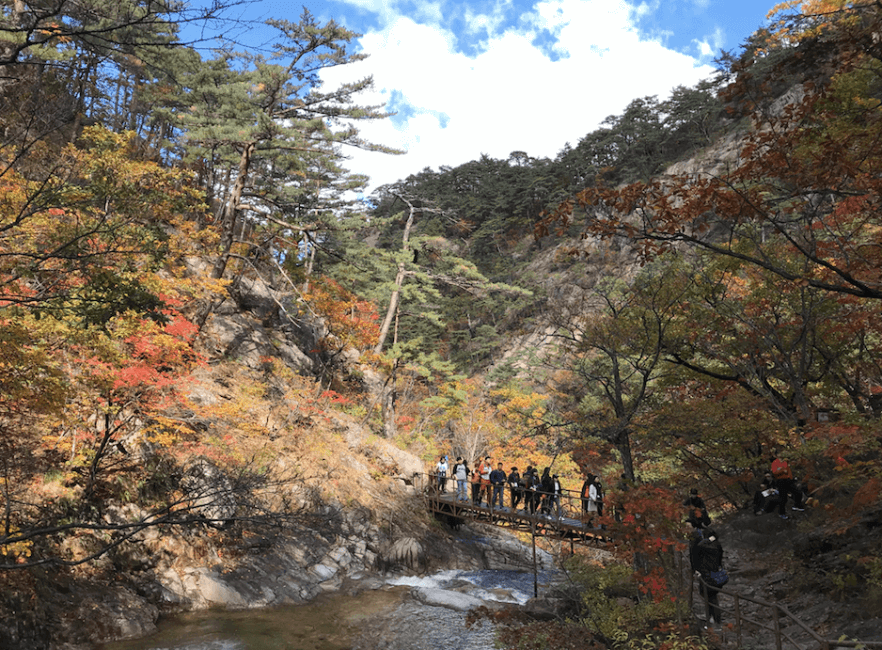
175;10;397;282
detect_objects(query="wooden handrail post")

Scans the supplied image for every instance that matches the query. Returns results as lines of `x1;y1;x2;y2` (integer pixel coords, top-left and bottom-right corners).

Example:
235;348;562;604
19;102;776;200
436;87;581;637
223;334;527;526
702;578;711;624
531;516;538;598
675;550;683;628
734;594;742;648
773;606;782;650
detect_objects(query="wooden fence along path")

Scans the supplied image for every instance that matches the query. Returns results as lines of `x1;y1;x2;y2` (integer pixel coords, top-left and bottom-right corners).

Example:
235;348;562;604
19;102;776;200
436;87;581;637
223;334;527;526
415;473;881;650
693;577;882;650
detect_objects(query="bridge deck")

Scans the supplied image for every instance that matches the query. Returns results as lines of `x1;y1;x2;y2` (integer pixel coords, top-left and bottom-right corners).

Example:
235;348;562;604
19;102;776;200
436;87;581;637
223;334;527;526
423;490;607;545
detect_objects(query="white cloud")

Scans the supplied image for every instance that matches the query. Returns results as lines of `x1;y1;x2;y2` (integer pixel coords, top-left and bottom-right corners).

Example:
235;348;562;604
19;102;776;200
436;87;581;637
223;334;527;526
323;0;715;194
693;26;725;60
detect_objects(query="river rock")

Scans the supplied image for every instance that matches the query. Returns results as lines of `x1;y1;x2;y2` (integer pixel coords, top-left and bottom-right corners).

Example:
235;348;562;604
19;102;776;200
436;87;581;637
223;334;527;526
385;537;425;571
69;586;159;642
523;595;571;621
409;587;487;611
181;568;248;608
308;561;339;582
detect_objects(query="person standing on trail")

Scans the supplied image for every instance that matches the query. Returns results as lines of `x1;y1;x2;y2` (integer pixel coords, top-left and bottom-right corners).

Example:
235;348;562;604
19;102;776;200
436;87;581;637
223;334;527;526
508;466;522;510
771;453;805;517
690;528;725;627
451;457;469;502
490;462;507;509
684;487;711;529
435;456;448;494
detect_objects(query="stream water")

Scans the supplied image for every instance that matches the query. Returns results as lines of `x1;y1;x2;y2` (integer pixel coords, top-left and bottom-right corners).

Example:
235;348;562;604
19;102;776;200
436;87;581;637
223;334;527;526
97;569;560;650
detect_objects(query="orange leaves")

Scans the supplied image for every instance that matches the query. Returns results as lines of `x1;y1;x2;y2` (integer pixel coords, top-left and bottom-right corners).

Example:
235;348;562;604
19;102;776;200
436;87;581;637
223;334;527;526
305;278;380;352
850;477;880;512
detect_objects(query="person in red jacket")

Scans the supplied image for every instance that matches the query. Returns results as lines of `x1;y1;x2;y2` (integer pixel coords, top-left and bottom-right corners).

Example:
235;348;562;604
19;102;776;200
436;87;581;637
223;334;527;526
770;454;805;518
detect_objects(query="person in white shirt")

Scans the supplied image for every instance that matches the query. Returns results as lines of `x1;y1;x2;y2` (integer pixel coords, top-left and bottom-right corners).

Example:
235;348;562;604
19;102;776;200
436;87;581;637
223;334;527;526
435;456;449;493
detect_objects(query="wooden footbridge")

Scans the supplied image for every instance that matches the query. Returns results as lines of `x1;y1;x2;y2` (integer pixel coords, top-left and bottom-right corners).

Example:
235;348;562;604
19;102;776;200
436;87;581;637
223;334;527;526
415;473;607;549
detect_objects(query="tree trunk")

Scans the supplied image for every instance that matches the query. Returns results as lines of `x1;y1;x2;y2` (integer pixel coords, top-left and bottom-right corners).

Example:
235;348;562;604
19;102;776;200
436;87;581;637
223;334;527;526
212;142;254;280
613;430;636;482
302;232;316;294
381;363;398;438
374;196;416;354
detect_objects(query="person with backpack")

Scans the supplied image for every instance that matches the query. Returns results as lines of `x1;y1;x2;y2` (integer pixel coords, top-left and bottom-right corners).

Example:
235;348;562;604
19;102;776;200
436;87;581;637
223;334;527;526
508;466;522;510
523;466;540;514
593;478;604;518
539;467;554;515
690;528;726;627
581;474;593;519
684;487;711;529
581;473;599;525
451;457;469;502
520;466;532;512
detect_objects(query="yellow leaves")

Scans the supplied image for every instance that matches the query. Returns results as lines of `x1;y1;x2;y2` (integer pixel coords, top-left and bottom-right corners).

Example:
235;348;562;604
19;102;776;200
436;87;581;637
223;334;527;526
143;417;186;448
1;525;34;563
491;387;549;426
0;317;67;418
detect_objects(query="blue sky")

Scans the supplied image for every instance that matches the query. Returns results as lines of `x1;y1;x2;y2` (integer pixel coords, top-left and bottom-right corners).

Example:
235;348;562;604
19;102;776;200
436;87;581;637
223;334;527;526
193;0;781;192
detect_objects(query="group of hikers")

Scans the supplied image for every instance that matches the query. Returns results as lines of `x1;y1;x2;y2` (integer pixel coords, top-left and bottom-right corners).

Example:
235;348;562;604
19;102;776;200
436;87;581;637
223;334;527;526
433;450;809;630
685;452;809;629
750;453;807;519
432;455;606;522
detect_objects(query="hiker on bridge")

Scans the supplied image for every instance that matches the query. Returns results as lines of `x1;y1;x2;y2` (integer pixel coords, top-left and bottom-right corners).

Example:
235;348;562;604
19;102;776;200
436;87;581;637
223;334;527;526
470;459;484;505
490;462;507;509
581;474;601;525
435;456;448;493
479;456;493;505
539;467;554;515
551;473;563;517
523;466;540;514
508;466;522;510
451;457;469;502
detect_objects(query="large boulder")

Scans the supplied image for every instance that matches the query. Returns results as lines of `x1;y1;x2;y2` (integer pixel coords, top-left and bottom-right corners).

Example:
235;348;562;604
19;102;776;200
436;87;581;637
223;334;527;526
202;311;313;373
